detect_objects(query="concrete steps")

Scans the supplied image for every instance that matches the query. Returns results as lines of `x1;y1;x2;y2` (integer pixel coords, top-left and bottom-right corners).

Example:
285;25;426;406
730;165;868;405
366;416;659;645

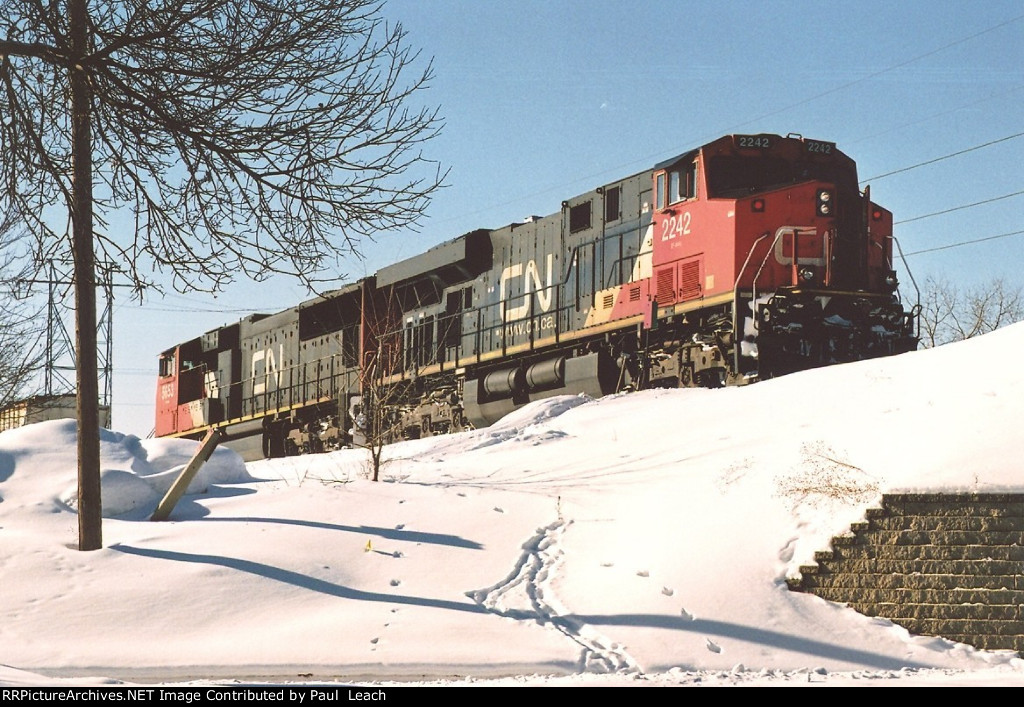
787;493;1024;652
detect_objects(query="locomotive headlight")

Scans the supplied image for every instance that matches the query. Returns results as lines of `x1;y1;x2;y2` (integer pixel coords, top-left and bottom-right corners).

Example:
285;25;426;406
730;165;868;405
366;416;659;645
883;270;898;292
799;265;816;282
816;189;834;217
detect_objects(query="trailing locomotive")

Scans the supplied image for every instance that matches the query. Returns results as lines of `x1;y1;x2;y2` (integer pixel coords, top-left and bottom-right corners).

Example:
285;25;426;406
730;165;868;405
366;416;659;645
155;133;919;460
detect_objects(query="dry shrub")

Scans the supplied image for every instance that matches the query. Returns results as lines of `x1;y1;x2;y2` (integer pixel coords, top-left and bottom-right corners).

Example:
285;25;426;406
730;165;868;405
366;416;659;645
775;441;879;511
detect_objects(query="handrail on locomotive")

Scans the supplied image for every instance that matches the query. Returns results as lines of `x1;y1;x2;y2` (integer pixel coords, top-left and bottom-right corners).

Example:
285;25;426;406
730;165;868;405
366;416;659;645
155;133;920;460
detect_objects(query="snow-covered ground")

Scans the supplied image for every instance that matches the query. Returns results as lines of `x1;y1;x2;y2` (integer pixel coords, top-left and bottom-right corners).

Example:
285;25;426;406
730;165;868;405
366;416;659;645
3;324;1024;687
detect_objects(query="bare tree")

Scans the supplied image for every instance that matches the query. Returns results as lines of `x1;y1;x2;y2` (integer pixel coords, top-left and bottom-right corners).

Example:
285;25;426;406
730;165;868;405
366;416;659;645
0;0;445;549
919;275;1024;348
355;348;402;483
354;281;406;482
353;279;466;481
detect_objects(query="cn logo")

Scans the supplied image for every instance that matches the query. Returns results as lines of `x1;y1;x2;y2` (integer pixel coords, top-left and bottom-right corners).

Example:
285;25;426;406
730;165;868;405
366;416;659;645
499;254;554;321
251;344;283;395
204;370;219;398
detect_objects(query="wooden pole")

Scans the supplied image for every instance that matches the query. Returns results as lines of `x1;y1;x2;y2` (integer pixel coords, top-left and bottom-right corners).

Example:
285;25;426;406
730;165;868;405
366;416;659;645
69;0;102;551
151;429;223;522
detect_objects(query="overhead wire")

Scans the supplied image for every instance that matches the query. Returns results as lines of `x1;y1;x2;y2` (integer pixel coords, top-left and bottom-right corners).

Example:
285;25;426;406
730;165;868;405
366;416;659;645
417;13;1024;229
895;190;1024;225
711;13;1024;138
905;229;1024;257
846;84;1024;148
106;11;1024;315
861;132;1024;183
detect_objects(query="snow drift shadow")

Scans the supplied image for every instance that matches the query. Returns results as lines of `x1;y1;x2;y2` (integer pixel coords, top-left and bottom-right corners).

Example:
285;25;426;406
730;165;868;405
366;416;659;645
194;516;484;549
565;613;934;670
111;544;490;615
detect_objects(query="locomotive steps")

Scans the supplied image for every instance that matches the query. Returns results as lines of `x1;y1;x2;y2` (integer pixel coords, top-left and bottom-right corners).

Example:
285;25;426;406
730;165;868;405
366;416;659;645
787;493;1024;653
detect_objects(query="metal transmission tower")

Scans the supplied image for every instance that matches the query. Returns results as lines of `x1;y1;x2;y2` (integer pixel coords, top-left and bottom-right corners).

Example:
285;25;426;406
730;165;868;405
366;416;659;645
36;259;115;414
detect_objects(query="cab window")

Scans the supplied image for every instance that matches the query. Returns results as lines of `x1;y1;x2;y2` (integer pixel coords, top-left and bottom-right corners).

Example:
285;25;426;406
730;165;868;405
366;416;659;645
159;353;176;378
669;171;680;204
669;161;698;203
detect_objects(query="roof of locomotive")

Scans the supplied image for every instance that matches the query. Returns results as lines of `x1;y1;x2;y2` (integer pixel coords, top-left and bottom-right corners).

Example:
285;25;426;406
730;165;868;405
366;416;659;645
294;280;363;310
375;228;492;288
654;133;853;172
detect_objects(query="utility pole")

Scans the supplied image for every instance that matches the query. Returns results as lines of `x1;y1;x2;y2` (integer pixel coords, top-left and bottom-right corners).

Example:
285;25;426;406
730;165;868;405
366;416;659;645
70;0;102;551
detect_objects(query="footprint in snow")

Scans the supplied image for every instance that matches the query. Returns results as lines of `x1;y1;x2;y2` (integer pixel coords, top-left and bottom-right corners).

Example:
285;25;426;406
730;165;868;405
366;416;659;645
395;523;405;530
636;570;649;577
390;579;401;586
705;638;722;654
661;587;674;596
493;507;504;513
777;537;798;563
680;608;695;621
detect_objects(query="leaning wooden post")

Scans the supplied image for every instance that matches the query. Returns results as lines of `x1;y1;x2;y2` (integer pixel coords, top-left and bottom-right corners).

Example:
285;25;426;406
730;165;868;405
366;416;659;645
151;428;223;521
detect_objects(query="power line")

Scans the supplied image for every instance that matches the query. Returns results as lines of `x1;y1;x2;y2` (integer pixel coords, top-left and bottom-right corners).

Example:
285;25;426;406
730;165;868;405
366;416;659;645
421;13;1024;230
126;175;1023;318
905;229;1024;256
861;132;1024;183
895;190;1024;225
714;14;1024;138
847;84;1024;148
109;16;1024;317
134;304;272;313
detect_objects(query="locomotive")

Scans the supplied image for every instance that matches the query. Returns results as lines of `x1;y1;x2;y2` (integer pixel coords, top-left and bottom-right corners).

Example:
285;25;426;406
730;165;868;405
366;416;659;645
155;133;919;460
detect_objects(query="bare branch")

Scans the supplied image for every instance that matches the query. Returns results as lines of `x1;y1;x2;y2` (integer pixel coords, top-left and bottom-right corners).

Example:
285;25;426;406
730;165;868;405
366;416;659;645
918;274;1024;347
0;0;446;295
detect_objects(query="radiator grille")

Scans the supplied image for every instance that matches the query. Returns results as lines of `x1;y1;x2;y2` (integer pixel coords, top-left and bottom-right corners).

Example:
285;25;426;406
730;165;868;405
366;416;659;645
679;260;701;300
656;268;674;304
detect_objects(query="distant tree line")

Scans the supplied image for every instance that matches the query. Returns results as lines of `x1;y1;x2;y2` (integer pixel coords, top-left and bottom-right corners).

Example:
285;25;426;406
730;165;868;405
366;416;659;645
917;275;1024;348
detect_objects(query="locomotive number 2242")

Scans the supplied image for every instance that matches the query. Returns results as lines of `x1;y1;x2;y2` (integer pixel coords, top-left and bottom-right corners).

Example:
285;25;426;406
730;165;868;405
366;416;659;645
661;211;691;241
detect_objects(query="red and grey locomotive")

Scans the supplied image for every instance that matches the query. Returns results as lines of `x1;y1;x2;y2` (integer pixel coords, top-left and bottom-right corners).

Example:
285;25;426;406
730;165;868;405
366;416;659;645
155;133;918;459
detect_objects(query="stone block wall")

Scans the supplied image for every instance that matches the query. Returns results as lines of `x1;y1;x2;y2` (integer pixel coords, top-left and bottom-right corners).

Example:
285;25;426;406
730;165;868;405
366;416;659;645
787;493;1024;652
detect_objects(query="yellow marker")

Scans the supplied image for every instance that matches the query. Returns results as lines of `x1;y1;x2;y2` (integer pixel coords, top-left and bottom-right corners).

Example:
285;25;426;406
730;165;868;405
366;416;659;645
365;540;373;553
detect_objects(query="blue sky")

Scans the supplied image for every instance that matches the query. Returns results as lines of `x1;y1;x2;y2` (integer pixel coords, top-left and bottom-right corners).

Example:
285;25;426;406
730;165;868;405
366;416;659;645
104;0;1023;436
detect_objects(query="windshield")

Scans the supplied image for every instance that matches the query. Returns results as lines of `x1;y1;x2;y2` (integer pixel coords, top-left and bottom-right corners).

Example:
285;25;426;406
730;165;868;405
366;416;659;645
706;155;854;197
